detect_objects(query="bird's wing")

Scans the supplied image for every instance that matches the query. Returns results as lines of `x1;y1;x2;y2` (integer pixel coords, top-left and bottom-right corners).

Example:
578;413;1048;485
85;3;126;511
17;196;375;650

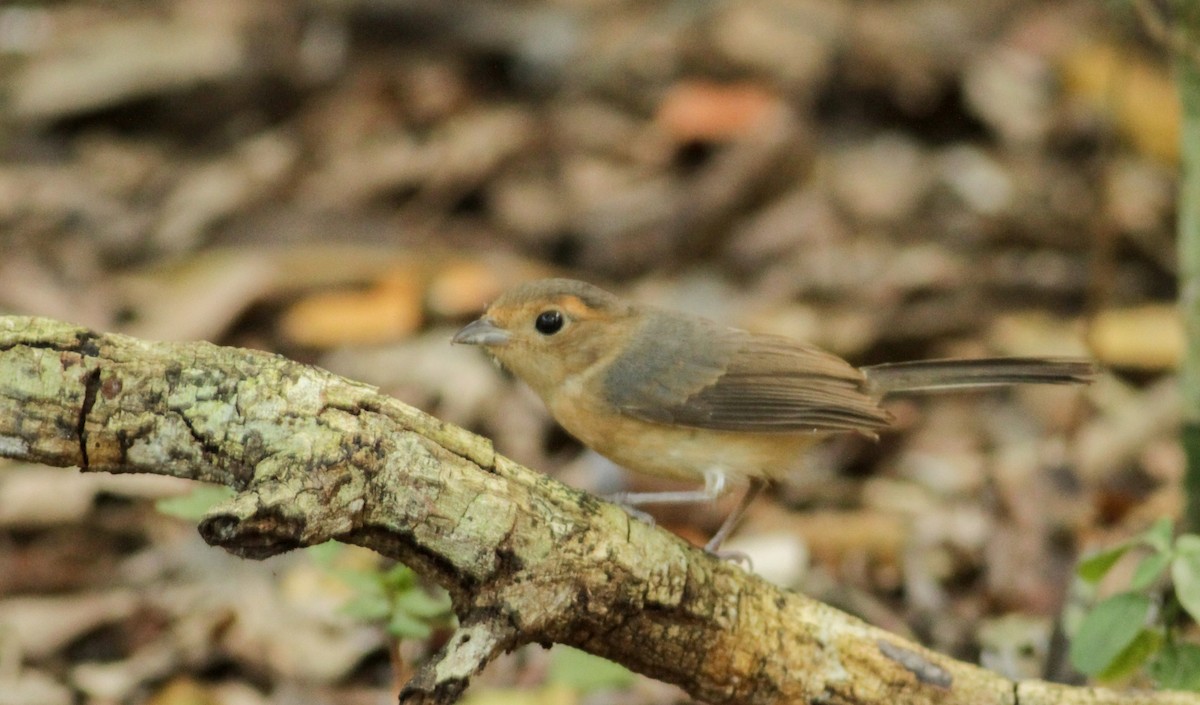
601;311;892;433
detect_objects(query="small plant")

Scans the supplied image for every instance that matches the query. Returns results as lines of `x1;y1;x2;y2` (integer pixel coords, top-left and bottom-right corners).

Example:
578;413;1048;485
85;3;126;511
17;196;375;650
547;645;635;693
1071;518;1200;689
155;485;236;521
159;490;455;640
308;541;455;639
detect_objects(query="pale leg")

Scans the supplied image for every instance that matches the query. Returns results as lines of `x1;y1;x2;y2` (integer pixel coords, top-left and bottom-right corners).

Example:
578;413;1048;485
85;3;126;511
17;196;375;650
606;467;728;506
704;477;765;554
606;470;766;559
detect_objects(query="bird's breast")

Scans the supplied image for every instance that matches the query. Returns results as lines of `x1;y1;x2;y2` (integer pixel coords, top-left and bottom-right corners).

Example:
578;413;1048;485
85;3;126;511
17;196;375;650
547;374;822;483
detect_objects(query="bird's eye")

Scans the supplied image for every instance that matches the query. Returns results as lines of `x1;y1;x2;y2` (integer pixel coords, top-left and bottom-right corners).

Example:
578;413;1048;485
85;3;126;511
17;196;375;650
534;310;564;335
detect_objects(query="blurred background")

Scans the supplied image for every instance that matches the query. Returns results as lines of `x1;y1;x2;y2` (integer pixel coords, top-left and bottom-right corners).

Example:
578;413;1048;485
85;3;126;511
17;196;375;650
0;0;1186;703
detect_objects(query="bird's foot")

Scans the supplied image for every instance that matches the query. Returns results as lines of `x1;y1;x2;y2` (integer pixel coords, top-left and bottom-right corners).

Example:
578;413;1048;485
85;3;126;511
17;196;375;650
705;546;754;570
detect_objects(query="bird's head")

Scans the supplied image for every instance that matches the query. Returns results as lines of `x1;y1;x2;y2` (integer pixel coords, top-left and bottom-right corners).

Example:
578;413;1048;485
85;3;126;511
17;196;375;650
452;278;634;399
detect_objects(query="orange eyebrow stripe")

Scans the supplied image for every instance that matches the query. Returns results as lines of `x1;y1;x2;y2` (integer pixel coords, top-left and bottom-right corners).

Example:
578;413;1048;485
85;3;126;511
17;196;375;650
558;296;596;318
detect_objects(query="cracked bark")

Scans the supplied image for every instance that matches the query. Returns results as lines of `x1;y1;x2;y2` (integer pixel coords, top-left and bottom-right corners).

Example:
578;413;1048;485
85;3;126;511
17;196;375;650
0;315;1195;705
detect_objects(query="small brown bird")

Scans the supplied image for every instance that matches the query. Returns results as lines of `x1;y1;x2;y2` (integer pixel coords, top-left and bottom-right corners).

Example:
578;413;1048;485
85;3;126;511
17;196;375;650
453;278;1095;555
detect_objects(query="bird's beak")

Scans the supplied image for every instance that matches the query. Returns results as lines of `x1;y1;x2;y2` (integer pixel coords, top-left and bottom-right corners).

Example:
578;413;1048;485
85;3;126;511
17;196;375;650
452;317;511;347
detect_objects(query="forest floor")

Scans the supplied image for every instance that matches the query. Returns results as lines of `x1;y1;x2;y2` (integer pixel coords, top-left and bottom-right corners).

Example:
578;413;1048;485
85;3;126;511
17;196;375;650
0;1;1186;703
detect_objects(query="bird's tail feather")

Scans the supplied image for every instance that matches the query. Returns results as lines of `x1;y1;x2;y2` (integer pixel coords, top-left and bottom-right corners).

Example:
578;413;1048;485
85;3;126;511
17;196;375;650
861;357;1097;396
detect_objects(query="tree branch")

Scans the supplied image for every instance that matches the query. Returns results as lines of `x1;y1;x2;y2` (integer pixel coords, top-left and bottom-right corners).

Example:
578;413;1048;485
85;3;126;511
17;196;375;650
0;315;1194;705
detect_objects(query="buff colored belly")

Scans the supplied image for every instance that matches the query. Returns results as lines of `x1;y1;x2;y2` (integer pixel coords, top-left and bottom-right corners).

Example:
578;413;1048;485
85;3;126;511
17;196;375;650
548;387;825;483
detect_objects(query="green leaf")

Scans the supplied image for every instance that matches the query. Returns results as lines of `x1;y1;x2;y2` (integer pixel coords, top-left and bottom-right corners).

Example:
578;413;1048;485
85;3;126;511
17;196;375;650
388;609;434;639
1172;548;1200;622
1130;551;1172;591
393;589;451;619
380;564;419;592
547;646;634;692
1078;545;1131;583
1097;629;1161;681
1150;643;1200;691
155;485;235;520
1178;534;1200;555
341;593;393;621
1140;518;1175;554
305;540;343;567
1069;593;1153;676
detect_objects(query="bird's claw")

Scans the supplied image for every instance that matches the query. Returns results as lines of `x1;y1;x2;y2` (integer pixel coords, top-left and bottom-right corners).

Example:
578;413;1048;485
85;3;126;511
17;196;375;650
705;547;753;570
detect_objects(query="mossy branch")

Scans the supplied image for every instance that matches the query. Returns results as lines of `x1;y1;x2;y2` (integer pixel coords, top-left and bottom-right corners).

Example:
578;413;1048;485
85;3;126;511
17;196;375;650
0;316;1194;705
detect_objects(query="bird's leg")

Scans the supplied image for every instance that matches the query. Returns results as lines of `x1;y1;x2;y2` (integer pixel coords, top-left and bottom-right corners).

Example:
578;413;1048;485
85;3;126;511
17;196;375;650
704;477;765;556
606;471;764;564
605;467;727;506
604;468;727;527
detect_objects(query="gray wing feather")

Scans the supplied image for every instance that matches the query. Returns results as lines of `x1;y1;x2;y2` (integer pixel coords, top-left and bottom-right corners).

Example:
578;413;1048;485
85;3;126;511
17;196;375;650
603;311;892;432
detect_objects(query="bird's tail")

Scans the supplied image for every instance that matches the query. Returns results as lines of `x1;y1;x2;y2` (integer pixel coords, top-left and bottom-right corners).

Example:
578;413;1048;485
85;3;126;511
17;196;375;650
861;357;1097;396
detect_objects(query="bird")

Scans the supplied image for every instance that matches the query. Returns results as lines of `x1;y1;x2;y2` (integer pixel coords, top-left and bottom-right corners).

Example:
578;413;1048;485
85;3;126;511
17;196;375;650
452;278;1096;556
